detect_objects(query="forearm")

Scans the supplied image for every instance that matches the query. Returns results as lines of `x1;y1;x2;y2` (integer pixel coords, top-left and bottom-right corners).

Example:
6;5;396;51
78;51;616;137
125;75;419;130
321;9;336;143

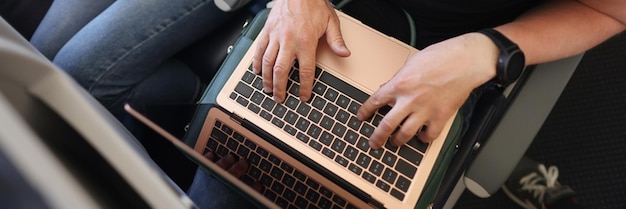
495;0;626;65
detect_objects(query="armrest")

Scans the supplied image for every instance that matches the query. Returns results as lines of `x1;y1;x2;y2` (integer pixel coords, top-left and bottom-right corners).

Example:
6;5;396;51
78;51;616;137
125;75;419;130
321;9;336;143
463;53;584;197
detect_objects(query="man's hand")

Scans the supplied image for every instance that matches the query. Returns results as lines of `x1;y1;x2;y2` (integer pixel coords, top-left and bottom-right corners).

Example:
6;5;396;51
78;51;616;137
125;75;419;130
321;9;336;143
358;33;499;149
252;0;350;103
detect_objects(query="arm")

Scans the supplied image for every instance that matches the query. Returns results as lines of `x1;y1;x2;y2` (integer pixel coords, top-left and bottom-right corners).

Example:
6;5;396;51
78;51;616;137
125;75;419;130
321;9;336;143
361;0;626;148
497;0;626;65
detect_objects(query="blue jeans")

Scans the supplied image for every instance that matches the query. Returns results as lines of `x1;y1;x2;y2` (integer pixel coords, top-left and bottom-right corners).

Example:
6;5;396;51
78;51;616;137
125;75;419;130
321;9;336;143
30;0;238;116
187;169;257;208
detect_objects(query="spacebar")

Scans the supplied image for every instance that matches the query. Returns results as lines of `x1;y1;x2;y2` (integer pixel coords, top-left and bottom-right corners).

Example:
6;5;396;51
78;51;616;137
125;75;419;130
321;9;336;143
319;71;369;103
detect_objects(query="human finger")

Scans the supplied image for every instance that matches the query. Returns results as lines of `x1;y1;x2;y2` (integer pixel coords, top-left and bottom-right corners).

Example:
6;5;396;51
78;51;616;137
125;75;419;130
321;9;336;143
261;41;280;94
215;154;237;170
252;31;270;75
357;87;394;122
227;158;250;178
203;151;216;161
295;45;317;102
325;14;351;57
272;47;296;103
417;117;445;143
368;106;410;149
388;114;426;147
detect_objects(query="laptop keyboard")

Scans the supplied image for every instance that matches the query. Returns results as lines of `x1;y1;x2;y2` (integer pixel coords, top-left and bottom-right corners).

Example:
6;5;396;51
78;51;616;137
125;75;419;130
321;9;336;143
205;119;358;209
229;63;429;201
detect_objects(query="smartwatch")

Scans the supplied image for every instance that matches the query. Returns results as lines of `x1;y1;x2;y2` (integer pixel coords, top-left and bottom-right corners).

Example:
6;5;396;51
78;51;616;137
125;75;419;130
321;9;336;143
478;28;526;87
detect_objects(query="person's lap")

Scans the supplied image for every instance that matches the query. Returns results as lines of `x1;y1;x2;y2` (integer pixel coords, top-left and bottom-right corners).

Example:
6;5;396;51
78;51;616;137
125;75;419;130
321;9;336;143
30;0;238;116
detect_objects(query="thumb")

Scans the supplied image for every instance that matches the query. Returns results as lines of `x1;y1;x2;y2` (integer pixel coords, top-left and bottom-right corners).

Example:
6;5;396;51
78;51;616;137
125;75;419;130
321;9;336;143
325;18;351;57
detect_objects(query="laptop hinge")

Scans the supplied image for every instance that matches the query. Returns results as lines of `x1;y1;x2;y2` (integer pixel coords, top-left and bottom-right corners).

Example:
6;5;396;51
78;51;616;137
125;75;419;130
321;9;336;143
229;112;244;124
367;198;385;209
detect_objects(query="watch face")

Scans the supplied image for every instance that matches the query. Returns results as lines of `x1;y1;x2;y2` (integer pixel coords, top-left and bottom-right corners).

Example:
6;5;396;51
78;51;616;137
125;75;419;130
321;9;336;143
506;50;525;81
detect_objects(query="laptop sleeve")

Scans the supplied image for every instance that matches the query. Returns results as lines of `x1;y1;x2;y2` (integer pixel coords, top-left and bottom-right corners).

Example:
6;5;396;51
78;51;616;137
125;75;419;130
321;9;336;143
183;8;465;209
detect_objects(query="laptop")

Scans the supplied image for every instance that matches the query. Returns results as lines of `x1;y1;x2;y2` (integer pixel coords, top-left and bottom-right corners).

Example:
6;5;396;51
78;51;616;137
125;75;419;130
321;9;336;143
153;9;458;209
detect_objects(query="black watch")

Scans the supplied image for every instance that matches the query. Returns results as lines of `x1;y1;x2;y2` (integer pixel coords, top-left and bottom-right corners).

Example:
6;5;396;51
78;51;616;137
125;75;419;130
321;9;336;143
478;28;525;87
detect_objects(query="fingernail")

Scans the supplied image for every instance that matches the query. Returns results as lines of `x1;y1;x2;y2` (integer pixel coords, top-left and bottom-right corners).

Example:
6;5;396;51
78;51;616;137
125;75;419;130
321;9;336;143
299;96;309;102
273;95;282;103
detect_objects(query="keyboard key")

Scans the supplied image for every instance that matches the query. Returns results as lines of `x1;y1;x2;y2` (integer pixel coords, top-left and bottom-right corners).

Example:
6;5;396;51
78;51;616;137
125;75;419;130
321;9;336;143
320;116;334;131
235;95;249;106
395;175;411;192
398;146;423;166
306;188;321;203
319;72;369;103
283;188;297;202
234;82;254;98
324;88;339;102
347;116;362;131
284;97;299;111
308;109;323;123
323;103;338;117
210;128;227;144
395;159;417;179
406;136;429;153
261;97;276;111
294;196;308;209
331;124;347;138
270;167;285;180
293;170;307;181
284;125;297;136
282;175;296;188
319;187;333;198
362;172;376;184
247;103;261;114
331;139;346;154
241;71;256;84
272;105;288;118
307;125;322;139
344;130;359;145
297;103;312;116
295;118;311;132
271;117;285;128
390;188;405;201
336;95;350;109
284;111;298;125
369;148;384;160
348;163;362;175
319;131;334;146
322;147;335;159
296;132;310;143
308;140;322;151
251;91;265;105
271;181;285;194
360;123;374;138
347;101;361;115
313;82;328;95
369;161;384;176
375;180;391;192
252;77;263;90
305;178;320;190
382;151;398;167
335;109;350;124
335;156;349;167
311;95;326;110
294;181;308;196
381;168;398;185
356;137;370;152
356;152;372;168
343;146;358;161
259;110;272;121
280;162;294;174
259;159;272;173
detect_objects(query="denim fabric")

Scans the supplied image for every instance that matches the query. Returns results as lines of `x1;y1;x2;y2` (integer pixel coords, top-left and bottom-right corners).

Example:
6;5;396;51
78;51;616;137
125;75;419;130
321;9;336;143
30;0;238;115
187;169;256;209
